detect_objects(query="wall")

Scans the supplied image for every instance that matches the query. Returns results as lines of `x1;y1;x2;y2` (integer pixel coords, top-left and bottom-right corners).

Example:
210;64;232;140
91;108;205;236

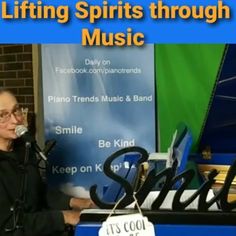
0;44;35;131
0;44;34;112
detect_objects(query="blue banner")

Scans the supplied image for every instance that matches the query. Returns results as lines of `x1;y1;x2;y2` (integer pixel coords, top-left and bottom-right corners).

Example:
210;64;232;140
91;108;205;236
41;45;156;197
0;0;236;43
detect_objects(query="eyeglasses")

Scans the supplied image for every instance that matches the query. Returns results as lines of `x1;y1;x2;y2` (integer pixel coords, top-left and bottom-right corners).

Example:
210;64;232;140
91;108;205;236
0;105;23;123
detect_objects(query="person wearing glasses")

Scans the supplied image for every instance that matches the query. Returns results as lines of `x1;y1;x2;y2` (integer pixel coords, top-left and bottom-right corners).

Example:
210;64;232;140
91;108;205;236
0;89;94;236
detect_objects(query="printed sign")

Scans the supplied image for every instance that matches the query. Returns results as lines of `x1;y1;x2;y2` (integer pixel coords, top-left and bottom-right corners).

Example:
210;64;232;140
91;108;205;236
99;213;155;236
41;45;156;197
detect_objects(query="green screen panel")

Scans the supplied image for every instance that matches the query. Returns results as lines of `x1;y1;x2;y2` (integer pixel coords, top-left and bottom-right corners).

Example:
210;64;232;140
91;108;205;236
155;44;225;152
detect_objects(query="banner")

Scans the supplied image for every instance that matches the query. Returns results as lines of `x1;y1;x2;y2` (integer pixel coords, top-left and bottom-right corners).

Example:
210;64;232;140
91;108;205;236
41;44;156;197
1;0;236;43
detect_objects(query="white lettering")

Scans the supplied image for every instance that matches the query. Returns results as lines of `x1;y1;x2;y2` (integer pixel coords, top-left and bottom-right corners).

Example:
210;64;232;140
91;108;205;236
52;165;78;175
101;95;124;102
72;95;99;103
55;125;83;135
98;139;111;148
133;95;153;102
48;96;70;103
55;67;87;74
84;58;101;66
111;163;122;173
79;165;93;173
113;139;135;148
95;164;103;172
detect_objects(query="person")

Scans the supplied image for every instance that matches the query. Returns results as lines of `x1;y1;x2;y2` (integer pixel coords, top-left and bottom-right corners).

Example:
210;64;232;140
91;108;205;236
0;89;94;236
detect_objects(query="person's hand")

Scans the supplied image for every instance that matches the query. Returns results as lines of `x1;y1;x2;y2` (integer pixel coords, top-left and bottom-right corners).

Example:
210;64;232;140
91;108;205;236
62;210;81;226
69;197;96;210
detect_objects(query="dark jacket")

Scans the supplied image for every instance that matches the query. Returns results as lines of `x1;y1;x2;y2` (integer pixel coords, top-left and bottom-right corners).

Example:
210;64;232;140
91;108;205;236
0;146;71;236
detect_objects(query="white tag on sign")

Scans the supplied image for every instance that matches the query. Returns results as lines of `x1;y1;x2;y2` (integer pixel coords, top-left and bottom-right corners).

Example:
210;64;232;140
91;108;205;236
99;213;155;236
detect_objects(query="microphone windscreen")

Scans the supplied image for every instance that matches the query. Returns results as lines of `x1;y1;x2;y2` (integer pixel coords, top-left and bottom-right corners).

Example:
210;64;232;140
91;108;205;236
15;125;28;138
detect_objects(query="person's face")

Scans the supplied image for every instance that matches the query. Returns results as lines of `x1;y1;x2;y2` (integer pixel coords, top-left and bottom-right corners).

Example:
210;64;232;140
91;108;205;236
0;92;24;141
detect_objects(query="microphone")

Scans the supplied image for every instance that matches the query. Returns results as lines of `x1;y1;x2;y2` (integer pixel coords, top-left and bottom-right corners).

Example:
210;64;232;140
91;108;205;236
15;125;47;161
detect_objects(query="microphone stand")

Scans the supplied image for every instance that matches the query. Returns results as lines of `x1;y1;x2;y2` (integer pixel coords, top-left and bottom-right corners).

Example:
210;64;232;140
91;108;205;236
5;142;31;236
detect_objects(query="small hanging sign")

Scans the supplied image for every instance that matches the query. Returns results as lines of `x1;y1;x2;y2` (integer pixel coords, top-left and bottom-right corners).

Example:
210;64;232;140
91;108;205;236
98;213;155;236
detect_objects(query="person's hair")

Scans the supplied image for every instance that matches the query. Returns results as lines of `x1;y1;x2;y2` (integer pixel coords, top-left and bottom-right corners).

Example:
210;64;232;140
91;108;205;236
0;88;16;97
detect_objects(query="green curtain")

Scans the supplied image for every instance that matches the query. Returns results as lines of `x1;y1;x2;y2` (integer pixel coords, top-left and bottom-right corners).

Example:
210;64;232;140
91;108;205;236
155;44;225;152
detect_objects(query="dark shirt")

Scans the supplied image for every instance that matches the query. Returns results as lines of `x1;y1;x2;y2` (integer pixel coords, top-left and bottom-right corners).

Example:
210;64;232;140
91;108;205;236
0;147;71;236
